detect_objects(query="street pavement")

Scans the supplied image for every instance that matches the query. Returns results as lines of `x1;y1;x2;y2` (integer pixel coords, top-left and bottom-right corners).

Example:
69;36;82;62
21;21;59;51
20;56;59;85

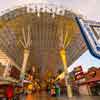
19;92;100;100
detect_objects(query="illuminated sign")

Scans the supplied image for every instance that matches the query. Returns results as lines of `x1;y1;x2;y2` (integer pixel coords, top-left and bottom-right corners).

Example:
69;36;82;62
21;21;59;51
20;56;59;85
74;66;82;72
74;66;84;80
75;74;84;80
76;17;100;59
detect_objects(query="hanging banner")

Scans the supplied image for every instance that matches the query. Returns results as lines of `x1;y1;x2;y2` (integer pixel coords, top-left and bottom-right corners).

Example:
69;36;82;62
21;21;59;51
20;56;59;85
76;17;100;59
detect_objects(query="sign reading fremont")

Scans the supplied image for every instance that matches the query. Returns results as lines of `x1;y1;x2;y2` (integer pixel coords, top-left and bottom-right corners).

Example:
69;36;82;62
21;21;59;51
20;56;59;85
76;17;100;59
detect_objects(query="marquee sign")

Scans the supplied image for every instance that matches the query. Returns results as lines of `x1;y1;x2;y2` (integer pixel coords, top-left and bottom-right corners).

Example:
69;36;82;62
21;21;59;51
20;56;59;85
76;17;100;59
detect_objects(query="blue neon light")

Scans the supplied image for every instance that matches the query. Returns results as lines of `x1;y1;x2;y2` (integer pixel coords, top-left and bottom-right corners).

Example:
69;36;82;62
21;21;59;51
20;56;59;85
75;17;100;59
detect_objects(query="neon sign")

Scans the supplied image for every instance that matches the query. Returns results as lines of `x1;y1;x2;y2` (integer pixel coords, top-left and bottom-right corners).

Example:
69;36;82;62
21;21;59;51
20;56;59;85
76;17;100;59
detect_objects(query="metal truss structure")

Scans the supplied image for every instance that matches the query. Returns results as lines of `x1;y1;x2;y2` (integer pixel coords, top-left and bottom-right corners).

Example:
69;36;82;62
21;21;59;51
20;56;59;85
0;3;87;78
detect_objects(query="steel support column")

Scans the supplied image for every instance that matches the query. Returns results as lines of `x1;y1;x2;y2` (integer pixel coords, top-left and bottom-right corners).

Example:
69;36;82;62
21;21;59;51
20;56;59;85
20;49;30;80
60;48;72;98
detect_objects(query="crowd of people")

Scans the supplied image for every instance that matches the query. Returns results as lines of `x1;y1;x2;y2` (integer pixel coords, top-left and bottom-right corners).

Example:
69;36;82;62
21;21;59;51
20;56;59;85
23;76;62;97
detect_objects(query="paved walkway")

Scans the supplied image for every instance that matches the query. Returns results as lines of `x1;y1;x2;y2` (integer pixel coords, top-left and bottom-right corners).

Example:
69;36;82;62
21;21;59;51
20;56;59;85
19;92;100;100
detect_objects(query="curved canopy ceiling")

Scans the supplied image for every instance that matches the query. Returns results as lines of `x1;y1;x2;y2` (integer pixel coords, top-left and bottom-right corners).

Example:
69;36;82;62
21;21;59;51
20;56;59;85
0;4;87;77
